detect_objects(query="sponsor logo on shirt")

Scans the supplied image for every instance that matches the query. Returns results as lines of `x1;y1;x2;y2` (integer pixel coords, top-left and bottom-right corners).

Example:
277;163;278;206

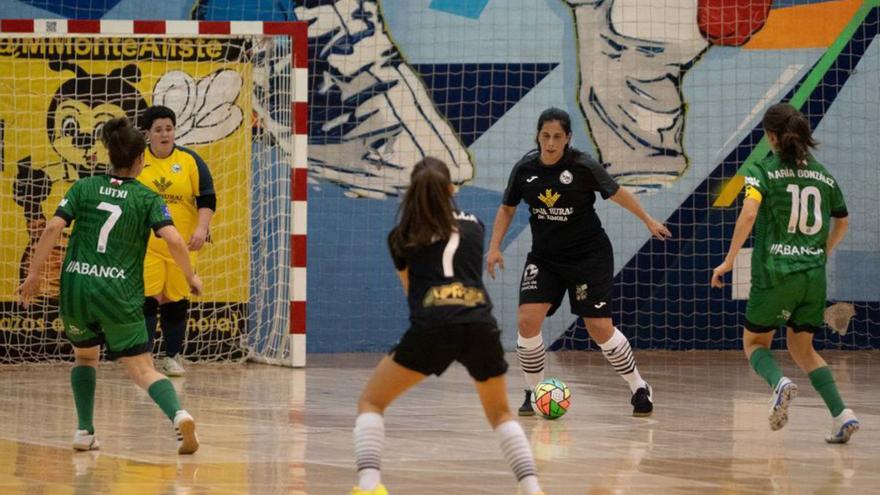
161;205;172;219
153;176;173;193
538;189;561;208
526;175;538;183
59;198;68;208
423;282;486;308
560;170;573;185
744;176;760;188
65;261;126;279
66;324;84;336
768;243;824;256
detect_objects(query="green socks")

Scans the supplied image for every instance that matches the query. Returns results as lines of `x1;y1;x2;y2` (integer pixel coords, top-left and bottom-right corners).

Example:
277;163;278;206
148;379;182;420
809;366;846;417
71;366;97;433
749;347;784;388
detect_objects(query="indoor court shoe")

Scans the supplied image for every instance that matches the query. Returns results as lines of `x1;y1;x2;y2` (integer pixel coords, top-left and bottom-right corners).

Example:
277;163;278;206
350;484;389;495
72;429;100;451
631;383;653;417
174;410;199;455
826;408;859;444
769;377;797;431
519;388;536;417
161;356;186;377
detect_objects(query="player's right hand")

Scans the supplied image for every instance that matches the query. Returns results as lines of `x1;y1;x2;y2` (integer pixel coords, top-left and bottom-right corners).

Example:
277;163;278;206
188;274;203;297
487;248;504;279
17;273;41;309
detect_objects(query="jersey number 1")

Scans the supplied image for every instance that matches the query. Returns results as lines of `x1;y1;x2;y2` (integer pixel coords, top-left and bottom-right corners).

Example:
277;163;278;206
96;202;122;253
786;184;822;235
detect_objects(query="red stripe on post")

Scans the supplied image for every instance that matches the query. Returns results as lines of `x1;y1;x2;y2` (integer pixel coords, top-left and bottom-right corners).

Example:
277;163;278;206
0;19;34;32
68;20;100;33
134;20;166;34
291;235;307;268
292;168;308;202
291;22;308;69
290;301;306;334
262;21;296;36
293;101;308;135
198;21;230;35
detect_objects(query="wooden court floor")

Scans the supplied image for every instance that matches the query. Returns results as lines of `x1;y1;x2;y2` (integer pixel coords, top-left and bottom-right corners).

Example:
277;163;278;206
1;350;878;494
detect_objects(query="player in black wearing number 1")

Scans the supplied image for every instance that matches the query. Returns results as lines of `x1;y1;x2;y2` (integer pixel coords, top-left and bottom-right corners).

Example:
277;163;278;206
350;158;544;495
488;108;672;417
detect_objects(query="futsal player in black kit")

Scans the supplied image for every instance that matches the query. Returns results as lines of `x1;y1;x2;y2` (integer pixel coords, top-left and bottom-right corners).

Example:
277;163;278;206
350;157;544;495
487;108;672;417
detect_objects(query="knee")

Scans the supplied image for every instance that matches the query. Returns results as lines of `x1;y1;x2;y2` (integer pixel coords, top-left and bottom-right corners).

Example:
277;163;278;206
517;314;542;337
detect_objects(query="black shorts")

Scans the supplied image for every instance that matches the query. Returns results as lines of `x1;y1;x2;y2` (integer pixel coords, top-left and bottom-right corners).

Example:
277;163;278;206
519;248;613;318
391;322;509;382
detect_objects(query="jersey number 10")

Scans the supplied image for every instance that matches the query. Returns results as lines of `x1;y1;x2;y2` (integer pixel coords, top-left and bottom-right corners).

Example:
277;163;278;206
786;184;821;235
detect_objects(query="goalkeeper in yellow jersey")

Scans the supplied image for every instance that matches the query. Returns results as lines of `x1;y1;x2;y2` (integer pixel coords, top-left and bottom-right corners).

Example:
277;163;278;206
138;105;216;376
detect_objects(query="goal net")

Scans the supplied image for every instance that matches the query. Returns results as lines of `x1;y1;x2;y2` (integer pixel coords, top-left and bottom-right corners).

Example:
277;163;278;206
0;20;307;366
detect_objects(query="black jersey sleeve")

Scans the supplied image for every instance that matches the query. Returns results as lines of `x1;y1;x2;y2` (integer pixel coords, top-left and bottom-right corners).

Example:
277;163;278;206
387;227;407;271
502;152;535;206
577;152;620;199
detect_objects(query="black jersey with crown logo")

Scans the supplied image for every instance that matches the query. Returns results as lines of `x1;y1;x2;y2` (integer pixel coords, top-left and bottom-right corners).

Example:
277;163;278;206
502;148;620;259
388;211;497;329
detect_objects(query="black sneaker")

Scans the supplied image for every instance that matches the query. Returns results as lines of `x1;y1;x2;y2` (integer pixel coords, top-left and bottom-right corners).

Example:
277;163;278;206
631;384;653;417
518;389;535;416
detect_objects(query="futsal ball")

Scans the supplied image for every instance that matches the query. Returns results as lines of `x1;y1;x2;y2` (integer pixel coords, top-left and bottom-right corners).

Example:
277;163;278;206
532;378;571;420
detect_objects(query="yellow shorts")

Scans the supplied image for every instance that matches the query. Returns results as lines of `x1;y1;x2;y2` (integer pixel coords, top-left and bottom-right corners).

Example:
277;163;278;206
144;250;197;302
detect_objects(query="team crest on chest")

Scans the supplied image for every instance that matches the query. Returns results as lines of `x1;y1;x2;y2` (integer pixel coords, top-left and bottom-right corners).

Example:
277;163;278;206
560;170;573;185
171;163;182;174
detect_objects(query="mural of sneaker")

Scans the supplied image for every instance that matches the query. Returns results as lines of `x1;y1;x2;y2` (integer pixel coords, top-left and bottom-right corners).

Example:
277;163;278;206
567;0;709;188
295;0;473;198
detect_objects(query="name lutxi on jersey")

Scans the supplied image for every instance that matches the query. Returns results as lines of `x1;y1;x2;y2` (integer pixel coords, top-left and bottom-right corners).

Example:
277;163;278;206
99;186;128;199
65;261;126;279
769;243;824;257
765;168;836;187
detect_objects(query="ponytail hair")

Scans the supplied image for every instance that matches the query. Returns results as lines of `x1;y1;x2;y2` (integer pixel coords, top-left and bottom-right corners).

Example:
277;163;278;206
389;157;457;260
100;117;146;170
762;103;817;168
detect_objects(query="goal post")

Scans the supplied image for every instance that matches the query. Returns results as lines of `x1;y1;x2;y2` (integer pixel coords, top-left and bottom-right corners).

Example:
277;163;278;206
0;19;308;367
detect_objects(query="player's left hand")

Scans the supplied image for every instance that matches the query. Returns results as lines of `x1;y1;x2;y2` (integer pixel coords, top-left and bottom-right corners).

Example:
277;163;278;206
711;260;733;288
645;218;672;240
17;273;41;309
188;226;209;251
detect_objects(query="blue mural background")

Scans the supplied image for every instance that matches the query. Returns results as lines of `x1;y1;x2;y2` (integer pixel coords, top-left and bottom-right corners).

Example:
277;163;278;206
2;0;877;353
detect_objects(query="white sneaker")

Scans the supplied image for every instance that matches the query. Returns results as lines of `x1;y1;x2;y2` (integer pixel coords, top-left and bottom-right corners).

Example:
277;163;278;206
769;377;797;431
161;356;186;377
72;429;100;451
826;408;859;444
173;410;199;455
568;0;709;189
291;0;474;198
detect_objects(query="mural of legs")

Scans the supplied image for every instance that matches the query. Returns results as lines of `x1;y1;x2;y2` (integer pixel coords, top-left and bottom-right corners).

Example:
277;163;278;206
566;0;770;188
296;0;474;198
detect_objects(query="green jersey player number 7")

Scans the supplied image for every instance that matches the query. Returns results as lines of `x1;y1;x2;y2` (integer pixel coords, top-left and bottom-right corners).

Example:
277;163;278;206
17;117;203;455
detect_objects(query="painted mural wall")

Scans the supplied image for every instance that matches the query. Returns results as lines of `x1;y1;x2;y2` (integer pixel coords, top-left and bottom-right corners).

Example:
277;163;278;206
1;0;877;353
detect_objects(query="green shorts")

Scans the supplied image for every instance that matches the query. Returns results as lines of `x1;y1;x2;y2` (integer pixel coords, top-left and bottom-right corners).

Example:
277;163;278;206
745;267;826;334
62;316;151;360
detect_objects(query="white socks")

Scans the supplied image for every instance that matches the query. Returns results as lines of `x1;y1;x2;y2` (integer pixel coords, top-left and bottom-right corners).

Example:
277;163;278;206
598;327;646;393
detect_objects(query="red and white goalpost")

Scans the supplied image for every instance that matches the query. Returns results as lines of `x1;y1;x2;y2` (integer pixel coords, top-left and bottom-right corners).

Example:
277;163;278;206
0;19;308;367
